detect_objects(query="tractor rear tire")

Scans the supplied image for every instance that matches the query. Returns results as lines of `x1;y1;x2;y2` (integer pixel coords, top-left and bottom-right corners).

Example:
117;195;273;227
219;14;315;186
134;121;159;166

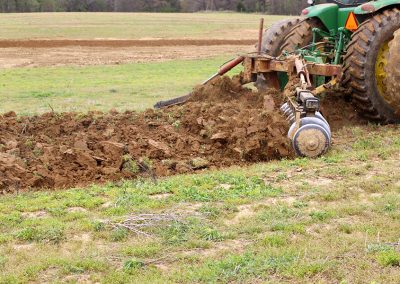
281;18;325;52
257;18;301;90
384;29;400;117
342;8;400;123
261;18;301;55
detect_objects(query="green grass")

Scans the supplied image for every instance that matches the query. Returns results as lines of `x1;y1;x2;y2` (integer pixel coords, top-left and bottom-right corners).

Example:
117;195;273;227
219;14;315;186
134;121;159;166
0;56;243;115
0;12;288;40
0;125;399;283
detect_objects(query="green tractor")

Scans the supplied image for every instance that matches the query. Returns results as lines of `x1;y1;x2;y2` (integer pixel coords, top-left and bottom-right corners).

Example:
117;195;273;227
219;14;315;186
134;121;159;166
260;0;400;123
156;0;400;157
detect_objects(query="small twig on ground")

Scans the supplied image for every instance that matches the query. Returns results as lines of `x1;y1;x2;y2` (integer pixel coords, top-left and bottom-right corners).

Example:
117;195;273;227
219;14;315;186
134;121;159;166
137;161;158;183
144;255;174;266
107;213;182;237
384;242;400;247
48;103;55;113
111;222;152;237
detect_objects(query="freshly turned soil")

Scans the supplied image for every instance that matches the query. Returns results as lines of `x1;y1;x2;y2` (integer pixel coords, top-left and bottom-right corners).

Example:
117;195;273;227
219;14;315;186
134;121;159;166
0;76;293;192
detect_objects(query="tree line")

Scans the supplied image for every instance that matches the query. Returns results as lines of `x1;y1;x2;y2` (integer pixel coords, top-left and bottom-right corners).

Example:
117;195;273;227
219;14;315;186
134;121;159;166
0;0;317;14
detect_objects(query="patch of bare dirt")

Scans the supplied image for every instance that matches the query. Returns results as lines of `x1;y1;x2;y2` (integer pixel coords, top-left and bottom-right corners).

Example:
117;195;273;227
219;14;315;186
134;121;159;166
0;45;253;68
62;274;92;284
67;207;88;213
192;239;250;257
149;193;173;200
21;210;48;219
225;204;256;225
71;233;91;243
0;76;292;193
13;243;35;251
320;92;367;131
154;239;251;273
0;39;255;48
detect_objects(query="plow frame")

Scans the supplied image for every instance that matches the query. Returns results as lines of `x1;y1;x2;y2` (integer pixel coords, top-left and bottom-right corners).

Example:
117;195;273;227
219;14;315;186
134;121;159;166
241;54;342;86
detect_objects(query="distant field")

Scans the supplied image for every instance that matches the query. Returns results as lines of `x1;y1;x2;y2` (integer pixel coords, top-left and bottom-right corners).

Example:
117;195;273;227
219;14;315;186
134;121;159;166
0;12;289;40
0;12;290;115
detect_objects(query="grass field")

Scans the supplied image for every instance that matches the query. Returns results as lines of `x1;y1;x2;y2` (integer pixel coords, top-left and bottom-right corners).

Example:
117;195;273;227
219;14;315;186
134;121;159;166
0;126;399;283
0;13;288;40
0;12;273;114
0;56;244;115
0;12;400;284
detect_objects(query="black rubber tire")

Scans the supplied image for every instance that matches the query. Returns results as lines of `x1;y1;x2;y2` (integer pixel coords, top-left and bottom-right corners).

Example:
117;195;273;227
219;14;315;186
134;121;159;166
384;29;400;117
256;18;300;89
281;18;325;53
342;8;400;123
261;17;301;55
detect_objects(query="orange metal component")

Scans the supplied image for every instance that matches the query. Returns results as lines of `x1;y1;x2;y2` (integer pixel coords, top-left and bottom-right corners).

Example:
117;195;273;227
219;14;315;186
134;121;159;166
345;12;359;32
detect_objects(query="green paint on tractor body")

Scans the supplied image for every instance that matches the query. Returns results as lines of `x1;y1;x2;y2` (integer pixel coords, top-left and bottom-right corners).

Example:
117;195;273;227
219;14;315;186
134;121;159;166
282;0;400;90
305;1;400;32
305;3;343;34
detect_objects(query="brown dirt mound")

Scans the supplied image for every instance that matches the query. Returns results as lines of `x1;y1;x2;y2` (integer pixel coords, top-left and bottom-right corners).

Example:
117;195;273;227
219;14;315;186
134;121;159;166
320;92;367;131
0;76;292;193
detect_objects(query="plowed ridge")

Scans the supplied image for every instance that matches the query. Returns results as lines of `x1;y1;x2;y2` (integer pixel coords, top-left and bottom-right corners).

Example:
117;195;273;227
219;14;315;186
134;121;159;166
0;39;255;48
0;76;292;192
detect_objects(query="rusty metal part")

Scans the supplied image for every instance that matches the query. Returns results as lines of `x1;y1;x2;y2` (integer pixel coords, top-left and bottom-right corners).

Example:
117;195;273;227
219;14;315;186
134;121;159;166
305;63;342;77
217;56;244;77
258;18;264;55
295;58;307;88
313;78;338;95
295;58;306;76
200;56;245;85
241;55;342;85
242;56;293;84
295;58;311;89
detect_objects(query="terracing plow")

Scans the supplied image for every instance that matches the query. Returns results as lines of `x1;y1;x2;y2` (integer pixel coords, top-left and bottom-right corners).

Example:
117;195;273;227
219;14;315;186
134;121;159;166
155;20;341;158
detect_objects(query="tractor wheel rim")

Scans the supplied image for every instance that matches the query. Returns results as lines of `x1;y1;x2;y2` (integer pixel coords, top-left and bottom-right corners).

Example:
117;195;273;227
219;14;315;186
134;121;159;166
375;40;389;98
